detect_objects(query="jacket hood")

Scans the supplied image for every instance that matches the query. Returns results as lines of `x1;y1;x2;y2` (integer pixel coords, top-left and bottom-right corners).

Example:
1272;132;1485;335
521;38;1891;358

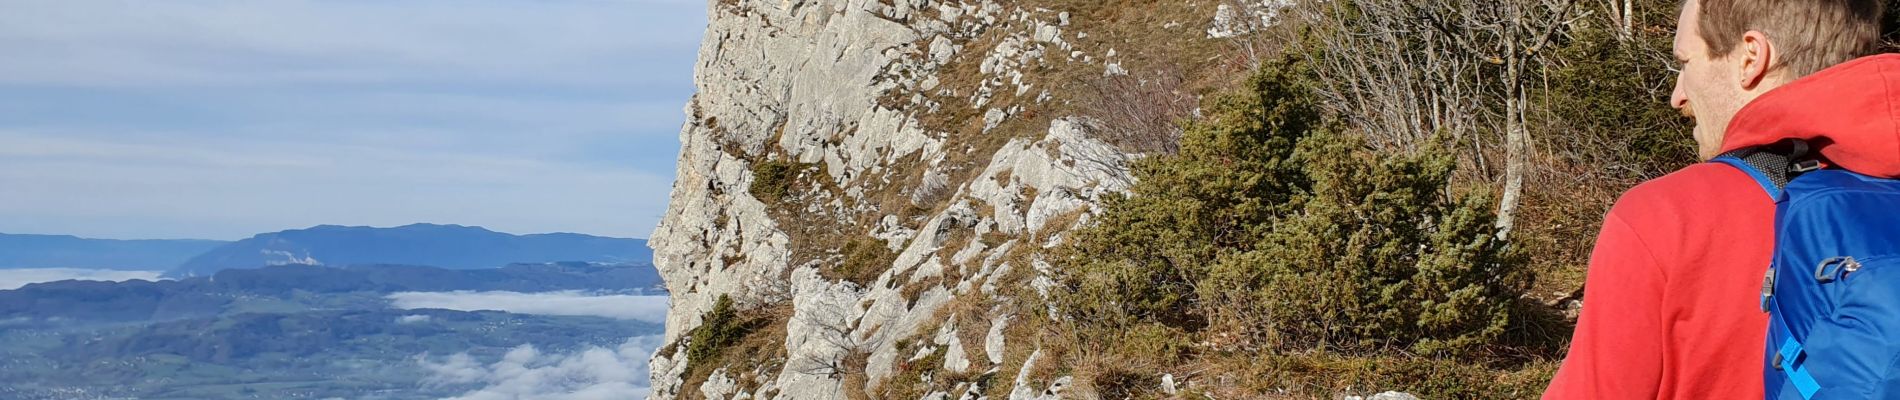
1722;53;1900;177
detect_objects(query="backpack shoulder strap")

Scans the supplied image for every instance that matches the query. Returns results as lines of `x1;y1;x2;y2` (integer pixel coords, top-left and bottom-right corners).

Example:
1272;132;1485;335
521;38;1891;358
1710;139;1821;202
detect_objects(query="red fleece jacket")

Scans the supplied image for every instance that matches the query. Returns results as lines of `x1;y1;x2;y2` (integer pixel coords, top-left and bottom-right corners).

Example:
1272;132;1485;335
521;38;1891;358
1545;54;1900;399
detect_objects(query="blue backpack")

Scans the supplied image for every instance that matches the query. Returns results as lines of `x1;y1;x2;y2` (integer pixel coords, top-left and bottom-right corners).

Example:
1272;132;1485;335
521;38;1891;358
1713;140;1900;400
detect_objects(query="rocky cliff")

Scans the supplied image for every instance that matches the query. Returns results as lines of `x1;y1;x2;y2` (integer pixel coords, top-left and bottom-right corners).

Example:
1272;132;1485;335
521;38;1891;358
648;1;1281;398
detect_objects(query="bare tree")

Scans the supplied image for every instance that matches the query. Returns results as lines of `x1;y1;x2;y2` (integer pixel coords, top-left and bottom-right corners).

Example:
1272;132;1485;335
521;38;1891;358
1298;0;1489;152
1297;0;1577;239
790;302;863;379
1082;69;1198;155
1466;0;1580;239
1603;0;1637;39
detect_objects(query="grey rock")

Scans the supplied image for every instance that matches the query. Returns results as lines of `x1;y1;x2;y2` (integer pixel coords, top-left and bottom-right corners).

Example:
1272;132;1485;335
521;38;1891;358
1344;392;1423;400
649;1;1136;399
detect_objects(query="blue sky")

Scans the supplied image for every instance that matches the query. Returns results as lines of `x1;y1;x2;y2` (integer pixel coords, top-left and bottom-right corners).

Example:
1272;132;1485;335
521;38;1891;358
0;0;707;240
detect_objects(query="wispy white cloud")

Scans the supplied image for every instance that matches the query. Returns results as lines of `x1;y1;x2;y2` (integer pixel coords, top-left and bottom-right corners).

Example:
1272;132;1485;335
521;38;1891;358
0;268;165;290
387;291;670;323
0;0;705;240
420;335;664;400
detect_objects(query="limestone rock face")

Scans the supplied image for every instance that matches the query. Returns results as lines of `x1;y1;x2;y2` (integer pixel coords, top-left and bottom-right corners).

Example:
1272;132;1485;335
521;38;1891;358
644;0;1487;398
648;0;1145;398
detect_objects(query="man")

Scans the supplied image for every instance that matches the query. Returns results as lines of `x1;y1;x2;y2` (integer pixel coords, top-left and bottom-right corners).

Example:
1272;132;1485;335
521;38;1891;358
1545;0;1892;398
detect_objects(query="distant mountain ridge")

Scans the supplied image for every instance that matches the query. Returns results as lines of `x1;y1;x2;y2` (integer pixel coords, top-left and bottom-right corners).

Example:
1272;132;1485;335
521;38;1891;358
166;223;650;278
0;234;227;270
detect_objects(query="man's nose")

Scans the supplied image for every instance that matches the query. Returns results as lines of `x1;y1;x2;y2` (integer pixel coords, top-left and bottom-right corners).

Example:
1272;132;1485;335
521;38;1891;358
1670;79;1690;110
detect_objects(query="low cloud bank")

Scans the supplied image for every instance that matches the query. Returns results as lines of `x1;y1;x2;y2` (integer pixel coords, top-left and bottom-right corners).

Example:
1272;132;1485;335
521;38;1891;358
0;268;164;290
420;335;663;400
386;291;669;323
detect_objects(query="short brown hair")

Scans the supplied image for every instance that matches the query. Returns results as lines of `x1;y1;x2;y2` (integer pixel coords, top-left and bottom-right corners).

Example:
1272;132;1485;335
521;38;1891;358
1698;0;1886;76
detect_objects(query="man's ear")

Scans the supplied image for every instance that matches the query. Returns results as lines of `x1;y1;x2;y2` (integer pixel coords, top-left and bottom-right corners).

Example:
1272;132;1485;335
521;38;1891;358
1739;30;1776;89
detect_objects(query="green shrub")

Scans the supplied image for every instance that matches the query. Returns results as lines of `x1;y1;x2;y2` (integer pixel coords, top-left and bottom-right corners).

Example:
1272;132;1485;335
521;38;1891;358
749;160;803;203
1202;131;1529;355
1054;55;1530;358
677;298;788;400
686;295;749;365
1055;56;1320;337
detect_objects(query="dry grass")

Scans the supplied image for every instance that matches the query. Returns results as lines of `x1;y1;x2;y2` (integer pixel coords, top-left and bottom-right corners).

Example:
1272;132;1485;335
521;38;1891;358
678;303;793;400
833;238;898;287
839;350;874;400
1179;351;1560;399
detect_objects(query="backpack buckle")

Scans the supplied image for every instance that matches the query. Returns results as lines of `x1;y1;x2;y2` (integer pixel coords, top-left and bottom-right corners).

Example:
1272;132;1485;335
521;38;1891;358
1761;268;1777;312
1815;256;1862;283
1792;160;1822;174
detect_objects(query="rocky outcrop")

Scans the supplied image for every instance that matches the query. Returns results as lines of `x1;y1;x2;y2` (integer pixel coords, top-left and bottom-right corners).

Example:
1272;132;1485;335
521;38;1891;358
647;0;1220;398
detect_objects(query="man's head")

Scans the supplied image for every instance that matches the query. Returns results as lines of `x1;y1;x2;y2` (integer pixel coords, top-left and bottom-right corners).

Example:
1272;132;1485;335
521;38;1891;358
1670;0;1885;160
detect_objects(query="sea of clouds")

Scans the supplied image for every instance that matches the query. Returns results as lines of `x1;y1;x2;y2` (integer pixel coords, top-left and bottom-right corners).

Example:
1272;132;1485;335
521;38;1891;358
391;291;672;399
385;290;670;323
420;335;665;400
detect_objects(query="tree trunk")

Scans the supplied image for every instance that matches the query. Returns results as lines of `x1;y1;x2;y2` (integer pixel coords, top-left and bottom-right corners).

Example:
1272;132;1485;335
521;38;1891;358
1497;18;1529;241
1498;92;1529;240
